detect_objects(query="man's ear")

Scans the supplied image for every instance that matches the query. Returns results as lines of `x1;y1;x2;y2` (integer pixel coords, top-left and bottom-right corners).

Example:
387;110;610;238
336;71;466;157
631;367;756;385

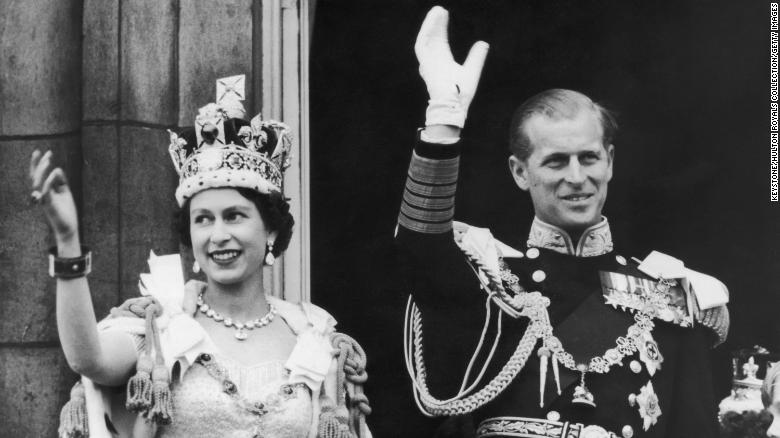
605;144;615;182
508;155;530;191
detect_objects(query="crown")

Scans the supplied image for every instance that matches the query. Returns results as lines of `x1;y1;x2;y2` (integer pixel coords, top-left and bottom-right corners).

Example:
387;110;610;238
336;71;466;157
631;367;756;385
168;75;292;206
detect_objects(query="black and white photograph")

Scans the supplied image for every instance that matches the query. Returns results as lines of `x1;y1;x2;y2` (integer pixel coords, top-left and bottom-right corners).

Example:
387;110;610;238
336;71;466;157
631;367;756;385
0;1;776;437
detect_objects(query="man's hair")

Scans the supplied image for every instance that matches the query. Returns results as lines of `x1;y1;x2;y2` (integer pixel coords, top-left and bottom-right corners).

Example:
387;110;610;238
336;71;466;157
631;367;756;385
508;89;618;161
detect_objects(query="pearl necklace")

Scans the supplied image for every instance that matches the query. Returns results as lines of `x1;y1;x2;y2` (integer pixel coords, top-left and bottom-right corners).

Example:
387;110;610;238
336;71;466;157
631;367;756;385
197;293;278;340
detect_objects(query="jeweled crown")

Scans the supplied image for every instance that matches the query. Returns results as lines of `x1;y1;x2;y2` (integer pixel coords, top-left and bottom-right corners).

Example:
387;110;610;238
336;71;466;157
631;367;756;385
168;75;292;206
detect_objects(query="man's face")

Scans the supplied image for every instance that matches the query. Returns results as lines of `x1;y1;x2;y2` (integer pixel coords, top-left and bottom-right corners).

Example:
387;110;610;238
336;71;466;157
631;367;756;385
508;110;614;233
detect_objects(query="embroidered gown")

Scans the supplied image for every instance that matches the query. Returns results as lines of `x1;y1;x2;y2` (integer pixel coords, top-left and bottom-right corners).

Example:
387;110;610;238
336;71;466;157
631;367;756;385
75;272;372;438
157;349;313;437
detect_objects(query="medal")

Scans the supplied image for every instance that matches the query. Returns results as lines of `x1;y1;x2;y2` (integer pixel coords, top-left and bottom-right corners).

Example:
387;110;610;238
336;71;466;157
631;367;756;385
632;381;662;431
637;331;663;376
572;368;596;407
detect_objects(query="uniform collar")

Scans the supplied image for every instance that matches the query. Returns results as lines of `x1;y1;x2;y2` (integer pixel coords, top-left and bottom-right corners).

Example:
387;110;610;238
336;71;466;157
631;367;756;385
527;216;613;257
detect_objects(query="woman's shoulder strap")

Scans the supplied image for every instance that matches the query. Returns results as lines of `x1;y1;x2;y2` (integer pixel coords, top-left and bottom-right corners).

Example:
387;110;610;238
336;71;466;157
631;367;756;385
268;295;337;335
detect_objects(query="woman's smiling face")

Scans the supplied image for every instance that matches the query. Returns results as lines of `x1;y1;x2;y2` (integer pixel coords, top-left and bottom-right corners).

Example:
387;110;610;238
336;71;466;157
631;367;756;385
189;188;272;286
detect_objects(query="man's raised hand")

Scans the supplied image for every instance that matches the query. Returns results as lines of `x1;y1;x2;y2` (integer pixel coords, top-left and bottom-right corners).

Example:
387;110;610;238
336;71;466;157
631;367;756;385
415;6;489;128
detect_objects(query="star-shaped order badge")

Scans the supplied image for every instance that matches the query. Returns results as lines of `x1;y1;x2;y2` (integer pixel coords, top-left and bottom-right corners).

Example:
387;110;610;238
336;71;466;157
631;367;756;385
637;331;663;376
635;381;662;431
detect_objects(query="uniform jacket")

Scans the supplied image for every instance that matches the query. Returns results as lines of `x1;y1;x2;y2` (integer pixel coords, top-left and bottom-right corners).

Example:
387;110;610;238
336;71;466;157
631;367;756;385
396;136;722;438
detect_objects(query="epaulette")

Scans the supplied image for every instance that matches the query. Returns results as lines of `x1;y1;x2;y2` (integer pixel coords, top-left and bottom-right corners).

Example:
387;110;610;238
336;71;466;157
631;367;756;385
597;250;730;346
452;221;525;317
634;251;730;343
636;251;729;308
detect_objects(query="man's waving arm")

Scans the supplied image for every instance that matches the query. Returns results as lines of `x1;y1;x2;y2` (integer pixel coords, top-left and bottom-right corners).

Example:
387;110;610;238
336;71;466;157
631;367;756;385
398;6;489;237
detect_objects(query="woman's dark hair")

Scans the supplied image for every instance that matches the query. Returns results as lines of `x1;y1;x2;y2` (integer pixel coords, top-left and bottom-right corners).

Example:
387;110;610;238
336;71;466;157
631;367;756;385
509;89;618;162
176;187;294;257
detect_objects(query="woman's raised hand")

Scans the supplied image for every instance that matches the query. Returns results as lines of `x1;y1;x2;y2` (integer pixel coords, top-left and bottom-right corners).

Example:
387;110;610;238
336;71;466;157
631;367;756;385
30;151;137;386
29;150;80;246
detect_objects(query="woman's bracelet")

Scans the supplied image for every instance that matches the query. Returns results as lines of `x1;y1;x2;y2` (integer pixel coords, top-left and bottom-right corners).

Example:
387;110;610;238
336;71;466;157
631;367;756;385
48;246;92;279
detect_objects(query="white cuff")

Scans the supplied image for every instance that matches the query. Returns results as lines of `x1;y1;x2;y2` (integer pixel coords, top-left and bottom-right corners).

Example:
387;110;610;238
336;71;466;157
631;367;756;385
425;98;466;128
420;129;460;144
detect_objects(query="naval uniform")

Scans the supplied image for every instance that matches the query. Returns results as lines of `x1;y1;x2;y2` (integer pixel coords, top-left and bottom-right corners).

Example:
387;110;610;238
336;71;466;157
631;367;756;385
396;137;722;438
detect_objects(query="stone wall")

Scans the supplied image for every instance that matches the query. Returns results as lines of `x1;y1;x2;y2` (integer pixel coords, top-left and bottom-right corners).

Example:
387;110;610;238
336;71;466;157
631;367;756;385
0;1;259;435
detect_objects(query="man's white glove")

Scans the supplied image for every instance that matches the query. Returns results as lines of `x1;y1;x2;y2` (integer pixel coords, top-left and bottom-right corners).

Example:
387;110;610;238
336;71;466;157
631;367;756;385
415;6;489;128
